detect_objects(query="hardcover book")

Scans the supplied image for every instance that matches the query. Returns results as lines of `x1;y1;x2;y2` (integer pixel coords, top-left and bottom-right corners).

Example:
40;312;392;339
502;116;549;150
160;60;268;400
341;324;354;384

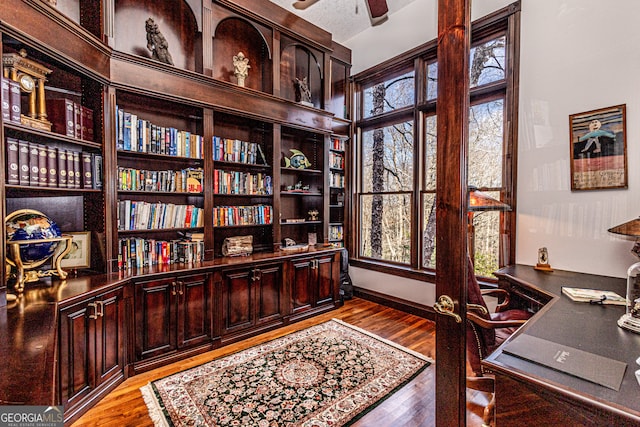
57;148;67;187
47;146;57;187
46;98;75;137
72;150;81;188
29;142;39;186
66;149;75;188
82;152;93;188
92;153;103;189
8;79;21;123
6;137;19;185
18;140;30;185
1;77;10;122
38;143;48;186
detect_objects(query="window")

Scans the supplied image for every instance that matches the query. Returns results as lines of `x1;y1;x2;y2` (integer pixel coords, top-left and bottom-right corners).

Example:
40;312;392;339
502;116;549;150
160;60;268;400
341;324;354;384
353;4;520;279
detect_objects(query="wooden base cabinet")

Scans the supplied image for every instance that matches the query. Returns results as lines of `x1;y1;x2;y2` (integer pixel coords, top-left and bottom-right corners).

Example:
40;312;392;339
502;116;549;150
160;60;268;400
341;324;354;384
289;252;339;318
217;262;285;343
133;273;213;371
58;286;126;424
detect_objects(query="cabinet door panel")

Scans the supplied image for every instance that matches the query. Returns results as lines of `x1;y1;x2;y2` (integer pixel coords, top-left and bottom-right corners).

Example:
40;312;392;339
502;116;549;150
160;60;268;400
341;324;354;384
316;255;335;306
256;263;283;324
94;287;125;386
58;301;94;408
135;278;176;360
177;274;211;349
291;257;314;313
221;268;254;333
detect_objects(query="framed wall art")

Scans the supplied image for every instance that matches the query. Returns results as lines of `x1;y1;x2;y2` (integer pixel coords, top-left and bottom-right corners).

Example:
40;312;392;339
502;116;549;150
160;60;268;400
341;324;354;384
61;231;91;269
569;104;627;191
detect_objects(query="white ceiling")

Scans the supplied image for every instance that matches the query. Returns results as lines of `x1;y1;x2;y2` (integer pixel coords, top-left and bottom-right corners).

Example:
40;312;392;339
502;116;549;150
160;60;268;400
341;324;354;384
269;0;418;44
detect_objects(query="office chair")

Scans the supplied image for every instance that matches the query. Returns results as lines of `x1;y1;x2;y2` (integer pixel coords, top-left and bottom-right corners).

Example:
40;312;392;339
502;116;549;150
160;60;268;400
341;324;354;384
466;255;531;427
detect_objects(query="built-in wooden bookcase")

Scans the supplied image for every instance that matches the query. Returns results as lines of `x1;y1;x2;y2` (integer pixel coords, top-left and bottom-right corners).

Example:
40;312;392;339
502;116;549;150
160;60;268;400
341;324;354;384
212;111;274;255
279;126;327;246
2;33;106;274
113;90;206;269
328;135;347;247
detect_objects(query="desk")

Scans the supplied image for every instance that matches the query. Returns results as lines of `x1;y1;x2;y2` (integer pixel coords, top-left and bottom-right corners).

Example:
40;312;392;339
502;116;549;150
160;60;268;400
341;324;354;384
485;265;640;426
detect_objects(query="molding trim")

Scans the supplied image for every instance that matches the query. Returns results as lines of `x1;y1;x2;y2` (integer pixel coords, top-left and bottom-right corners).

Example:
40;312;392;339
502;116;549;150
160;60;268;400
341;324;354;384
352;286;437;322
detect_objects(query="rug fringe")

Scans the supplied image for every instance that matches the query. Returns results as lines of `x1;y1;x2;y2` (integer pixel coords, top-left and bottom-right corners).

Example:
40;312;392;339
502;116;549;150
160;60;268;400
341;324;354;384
141;383;171;427
331;318;436;364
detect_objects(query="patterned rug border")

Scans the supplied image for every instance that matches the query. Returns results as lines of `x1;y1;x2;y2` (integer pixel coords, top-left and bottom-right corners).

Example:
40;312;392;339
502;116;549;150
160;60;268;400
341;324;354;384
141;318;433;427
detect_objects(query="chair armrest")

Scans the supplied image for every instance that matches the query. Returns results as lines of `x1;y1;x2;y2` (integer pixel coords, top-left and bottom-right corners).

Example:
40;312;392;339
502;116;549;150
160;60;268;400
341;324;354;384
481;288;511;312
467;311;528;330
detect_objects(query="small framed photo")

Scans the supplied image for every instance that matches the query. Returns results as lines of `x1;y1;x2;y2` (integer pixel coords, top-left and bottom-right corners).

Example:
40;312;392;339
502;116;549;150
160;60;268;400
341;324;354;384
569;104;627;191
308;232;318;246
61;231;91;269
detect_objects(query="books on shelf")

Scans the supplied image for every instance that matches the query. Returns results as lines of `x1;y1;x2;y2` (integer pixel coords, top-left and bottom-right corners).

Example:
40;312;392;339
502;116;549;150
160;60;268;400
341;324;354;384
561;286;627;305
115;105;204;159
213;205;272;227
117;200;204;231
118;167;203;193
331;137;345;151
212;135;267;165
329;224;344;241
117;236;204;270
46;98;94;141
330;171;345;188
4;137;101;189
213;169;272;195
329;151;344;169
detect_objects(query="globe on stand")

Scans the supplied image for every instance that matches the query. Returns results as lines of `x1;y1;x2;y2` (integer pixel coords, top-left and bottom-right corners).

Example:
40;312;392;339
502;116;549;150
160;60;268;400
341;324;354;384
5;209;73;294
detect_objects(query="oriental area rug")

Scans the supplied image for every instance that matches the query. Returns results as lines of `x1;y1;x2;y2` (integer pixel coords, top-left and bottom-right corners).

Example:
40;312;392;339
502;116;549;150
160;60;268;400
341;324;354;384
141;319;432;427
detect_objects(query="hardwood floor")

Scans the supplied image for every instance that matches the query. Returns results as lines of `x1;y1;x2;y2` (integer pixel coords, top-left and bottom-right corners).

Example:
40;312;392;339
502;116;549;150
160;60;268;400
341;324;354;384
72;298;489;426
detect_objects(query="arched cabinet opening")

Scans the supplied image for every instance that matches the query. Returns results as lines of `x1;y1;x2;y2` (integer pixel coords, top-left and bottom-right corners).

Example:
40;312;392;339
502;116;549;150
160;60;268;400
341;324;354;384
280;37;323;110
114;0;199;72
212;18;273;93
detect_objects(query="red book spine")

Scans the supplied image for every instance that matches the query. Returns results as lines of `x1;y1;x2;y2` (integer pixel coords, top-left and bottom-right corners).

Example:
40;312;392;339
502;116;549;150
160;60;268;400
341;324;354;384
46;99;75;137
57;148;67;187
72;150;81;188
47;146;58;187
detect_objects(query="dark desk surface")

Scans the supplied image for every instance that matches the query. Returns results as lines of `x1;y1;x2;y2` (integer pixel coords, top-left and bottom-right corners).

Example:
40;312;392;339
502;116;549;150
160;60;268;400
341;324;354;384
485;265;640;421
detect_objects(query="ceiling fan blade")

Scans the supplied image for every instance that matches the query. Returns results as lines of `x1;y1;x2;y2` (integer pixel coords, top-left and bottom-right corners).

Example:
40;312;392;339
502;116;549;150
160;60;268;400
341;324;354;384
366;0;389;19
293;0;320;10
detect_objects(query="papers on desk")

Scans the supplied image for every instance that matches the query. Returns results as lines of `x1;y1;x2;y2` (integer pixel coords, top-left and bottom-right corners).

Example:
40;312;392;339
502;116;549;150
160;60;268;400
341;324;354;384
561;286;627;305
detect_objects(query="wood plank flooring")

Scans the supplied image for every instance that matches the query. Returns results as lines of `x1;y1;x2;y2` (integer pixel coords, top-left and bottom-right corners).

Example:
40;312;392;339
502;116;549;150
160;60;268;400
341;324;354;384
72;298;489;426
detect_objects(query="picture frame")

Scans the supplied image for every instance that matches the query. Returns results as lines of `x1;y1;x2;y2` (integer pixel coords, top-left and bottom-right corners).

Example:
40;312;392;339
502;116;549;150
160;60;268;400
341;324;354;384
61;231;91;269
569;104;627;191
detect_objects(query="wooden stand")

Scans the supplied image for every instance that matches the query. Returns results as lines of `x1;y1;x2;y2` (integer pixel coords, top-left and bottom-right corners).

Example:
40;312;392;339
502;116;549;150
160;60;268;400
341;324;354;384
534;263;553;272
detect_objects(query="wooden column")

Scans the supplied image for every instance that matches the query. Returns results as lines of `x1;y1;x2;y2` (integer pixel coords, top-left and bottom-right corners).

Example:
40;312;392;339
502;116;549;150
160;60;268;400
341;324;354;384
434;0;471;426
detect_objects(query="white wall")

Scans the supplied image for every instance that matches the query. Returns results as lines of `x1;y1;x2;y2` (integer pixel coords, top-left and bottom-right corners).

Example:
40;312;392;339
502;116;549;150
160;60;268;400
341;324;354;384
345;0;640;305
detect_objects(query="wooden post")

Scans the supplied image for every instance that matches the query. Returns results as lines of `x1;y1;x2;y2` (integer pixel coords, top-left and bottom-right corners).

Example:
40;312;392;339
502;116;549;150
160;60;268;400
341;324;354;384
435;0;471;426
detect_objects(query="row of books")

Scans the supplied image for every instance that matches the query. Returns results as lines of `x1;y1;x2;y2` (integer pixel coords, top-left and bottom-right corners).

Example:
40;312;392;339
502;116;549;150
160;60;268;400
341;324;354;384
213;205;273;227
118;167;204;193
329;151;344;169
116;105;204;158
329;224;344;241
46;98;94;142
6;137;102;189
118;237;204;270
212;135;267;165
330;171;345;188
331;137;346;151
117;200;204;231
214;170;272;195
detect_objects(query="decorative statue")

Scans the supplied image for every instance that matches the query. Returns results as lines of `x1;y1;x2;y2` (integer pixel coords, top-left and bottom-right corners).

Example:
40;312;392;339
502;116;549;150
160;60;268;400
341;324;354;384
233;52;250;87
145;18;174;65
293;77;312;105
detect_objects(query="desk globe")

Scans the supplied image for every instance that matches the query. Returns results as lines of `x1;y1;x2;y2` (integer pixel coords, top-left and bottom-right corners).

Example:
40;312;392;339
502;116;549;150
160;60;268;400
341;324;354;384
5;209;72;294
